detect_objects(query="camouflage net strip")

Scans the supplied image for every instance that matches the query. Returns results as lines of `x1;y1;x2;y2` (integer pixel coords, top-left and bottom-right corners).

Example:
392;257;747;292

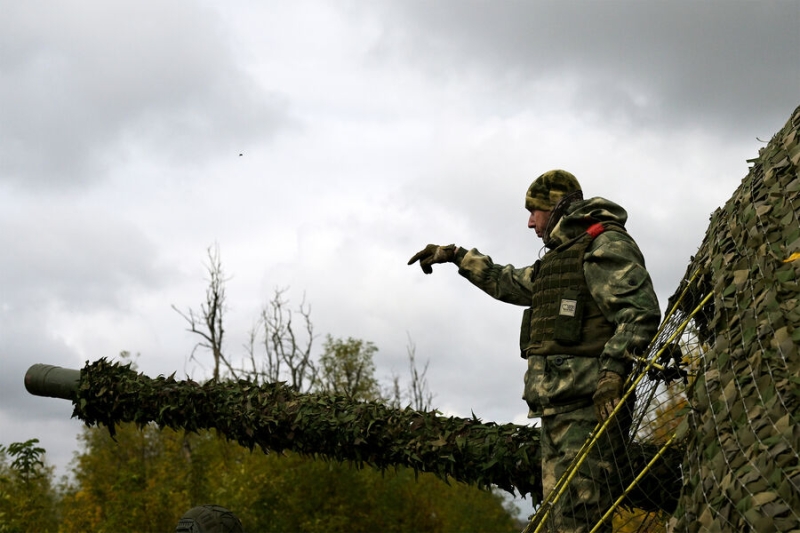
72;358;542;498
670;105;800;532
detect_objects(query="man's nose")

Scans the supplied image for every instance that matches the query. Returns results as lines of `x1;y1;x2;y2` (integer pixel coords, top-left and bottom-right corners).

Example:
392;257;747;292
528;212;536;229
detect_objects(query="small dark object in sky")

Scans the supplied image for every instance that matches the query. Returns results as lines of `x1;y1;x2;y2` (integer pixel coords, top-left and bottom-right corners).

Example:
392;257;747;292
238;153;243;156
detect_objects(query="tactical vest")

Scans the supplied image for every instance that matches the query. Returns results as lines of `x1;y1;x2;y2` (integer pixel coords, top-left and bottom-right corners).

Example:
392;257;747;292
520;222;619;358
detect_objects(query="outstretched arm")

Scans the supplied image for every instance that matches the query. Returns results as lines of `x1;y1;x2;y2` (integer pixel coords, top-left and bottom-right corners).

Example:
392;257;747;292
455;247;534;306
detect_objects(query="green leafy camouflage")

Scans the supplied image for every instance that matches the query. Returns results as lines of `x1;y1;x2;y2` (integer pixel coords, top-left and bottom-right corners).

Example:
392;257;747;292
73;358;542;498
670;104;800;531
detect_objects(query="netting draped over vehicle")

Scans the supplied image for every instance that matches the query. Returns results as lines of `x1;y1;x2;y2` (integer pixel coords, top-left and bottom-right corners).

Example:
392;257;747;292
671;105;800;531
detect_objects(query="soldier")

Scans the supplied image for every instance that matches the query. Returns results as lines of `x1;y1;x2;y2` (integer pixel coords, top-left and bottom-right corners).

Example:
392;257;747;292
408;170;660;532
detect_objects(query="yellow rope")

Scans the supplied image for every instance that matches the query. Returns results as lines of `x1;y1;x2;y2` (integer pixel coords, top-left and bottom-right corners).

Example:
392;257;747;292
590;433;678;533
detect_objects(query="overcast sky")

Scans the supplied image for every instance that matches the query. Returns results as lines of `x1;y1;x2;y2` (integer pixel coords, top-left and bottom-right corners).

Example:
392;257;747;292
1;0;798;505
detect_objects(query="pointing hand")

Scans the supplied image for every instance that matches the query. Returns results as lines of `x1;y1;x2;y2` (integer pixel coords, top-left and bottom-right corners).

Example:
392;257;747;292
408;244;457;274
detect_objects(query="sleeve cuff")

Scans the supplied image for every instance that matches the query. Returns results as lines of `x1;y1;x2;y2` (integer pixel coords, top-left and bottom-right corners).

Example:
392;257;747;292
453;246;468;265
601;357;629;377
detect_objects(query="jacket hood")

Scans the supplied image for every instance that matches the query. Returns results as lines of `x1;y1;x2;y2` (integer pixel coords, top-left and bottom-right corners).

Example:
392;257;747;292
545;197;629;248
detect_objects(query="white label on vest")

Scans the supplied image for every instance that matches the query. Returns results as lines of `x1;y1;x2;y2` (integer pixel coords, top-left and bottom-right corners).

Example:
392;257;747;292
559;299;577;317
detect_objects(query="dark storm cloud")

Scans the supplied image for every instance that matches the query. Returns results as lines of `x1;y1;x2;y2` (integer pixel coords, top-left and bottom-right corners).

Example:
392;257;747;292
368;0;799;134
0;2;290;191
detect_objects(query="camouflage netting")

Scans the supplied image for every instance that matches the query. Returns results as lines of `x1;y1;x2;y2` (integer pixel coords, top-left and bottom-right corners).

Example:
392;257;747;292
73;358;542;498
670;106;800;531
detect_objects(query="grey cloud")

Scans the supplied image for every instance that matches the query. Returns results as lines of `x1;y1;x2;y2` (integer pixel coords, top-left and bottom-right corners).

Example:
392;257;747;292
365;0;799;134
0;202;170;310
0;199;178;447
0;2;290;191
0;301;86;479
0;309;82;419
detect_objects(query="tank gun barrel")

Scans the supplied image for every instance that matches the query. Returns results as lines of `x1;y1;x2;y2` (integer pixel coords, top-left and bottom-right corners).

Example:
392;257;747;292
24;364;81;400
25;359;542;497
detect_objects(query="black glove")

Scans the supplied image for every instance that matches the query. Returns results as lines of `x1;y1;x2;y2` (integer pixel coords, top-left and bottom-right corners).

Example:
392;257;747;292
408;244;457;274
592;370;624;423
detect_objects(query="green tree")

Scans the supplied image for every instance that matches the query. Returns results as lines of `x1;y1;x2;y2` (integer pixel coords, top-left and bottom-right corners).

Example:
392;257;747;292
317;335;380;400
0;439;58;533
61;422;521;532
59;424;193;532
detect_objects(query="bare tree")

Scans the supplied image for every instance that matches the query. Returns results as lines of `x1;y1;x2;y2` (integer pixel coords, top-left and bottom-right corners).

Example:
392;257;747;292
172;244;237;382
243;287;317;391
405;335;434;412
173;245;427;414
385;335;434;411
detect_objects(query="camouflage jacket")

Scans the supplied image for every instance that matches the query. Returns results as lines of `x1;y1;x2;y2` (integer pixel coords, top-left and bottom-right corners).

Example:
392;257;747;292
454;197;661;380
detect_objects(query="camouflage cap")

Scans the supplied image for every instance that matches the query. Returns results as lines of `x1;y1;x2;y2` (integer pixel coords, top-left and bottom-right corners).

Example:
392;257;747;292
525;170;582;211
175;505;244;533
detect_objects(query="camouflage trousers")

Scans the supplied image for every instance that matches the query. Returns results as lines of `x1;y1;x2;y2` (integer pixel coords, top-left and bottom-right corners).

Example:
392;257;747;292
539;401;632;533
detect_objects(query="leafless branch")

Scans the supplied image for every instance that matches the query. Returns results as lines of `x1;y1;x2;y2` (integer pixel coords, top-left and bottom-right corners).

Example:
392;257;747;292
172;244;236;382
406;334;433;412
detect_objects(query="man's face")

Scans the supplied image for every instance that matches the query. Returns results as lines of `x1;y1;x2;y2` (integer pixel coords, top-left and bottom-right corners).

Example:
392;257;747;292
528;209;552;240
